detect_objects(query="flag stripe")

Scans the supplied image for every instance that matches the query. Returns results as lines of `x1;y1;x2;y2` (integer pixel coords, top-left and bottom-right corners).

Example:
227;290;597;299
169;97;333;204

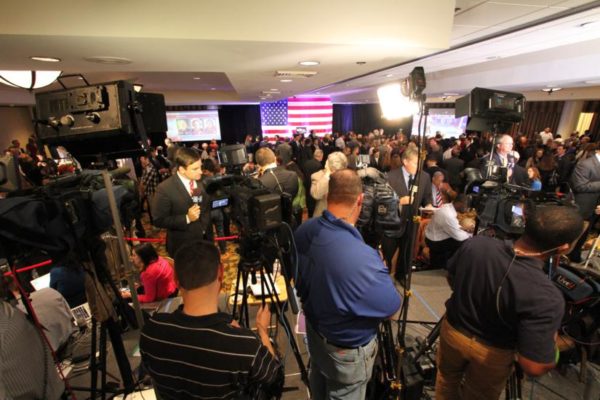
288;108;332;114
287;105;333;111
289;117;332;123
288;97;331;103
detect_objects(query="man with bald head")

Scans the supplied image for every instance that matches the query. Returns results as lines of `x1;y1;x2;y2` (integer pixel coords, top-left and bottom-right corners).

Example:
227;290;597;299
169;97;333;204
295;169;401;400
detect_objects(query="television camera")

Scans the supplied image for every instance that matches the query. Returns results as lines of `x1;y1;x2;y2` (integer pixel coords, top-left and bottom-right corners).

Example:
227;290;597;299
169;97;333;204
203;174;309;391
463;167;574;237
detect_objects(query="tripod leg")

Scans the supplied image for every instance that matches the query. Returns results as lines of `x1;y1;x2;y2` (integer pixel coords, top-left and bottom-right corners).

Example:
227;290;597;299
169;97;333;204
262;271;310;391
232;268;242;321
100;322;107;400
106;317;135;393
90;318;98;400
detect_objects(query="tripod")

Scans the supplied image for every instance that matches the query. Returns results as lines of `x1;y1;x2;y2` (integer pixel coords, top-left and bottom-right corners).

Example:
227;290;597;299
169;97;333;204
230;255;310;393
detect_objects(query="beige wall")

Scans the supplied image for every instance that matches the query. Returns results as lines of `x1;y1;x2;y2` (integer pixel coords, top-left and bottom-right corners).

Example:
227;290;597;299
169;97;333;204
0;106;35;152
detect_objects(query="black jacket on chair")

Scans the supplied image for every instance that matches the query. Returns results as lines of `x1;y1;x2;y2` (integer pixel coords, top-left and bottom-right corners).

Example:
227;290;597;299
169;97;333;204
151;174;211;257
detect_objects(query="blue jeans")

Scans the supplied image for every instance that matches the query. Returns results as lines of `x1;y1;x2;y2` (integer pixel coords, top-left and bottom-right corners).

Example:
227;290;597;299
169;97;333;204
306;321;378;400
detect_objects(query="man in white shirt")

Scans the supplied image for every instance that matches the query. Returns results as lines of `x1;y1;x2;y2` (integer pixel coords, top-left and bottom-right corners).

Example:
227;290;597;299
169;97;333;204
539;127;554;145
425;194;471;269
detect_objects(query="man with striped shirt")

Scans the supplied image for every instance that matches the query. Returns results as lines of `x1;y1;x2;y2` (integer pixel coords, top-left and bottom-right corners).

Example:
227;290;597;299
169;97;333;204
140;241;280;399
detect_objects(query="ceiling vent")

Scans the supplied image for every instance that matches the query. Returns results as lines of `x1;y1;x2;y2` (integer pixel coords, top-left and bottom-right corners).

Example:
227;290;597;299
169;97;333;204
275;70;317;78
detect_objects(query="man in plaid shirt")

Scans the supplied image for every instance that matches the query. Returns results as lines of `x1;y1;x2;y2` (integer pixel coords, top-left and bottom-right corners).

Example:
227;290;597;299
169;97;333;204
140;153;160;222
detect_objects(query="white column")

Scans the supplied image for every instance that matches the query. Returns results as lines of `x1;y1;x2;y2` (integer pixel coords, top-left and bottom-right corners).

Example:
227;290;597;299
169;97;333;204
556;100;584;138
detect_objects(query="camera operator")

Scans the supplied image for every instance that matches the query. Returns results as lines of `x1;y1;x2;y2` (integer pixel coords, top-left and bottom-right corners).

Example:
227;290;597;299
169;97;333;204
151;147;211;257
255;147;298;199
435;205;584;400
140;241;281;399
295;169;402;400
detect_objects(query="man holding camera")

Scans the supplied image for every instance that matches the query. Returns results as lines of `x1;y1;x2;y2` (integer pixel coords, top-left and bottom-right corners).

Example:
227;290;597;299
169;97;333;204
295;169;402;400
140;241;281;399
435;205;583;399
152;147;211;257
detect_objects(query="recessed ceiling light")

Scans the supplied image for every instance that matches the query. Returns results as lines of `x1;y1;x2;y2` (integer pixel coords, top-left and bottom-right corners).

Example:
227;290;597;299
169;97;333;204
280;79;293;83
78;77;84;80
30;56;61;63
385;74;394;78
83;56;132;65
193;77;201;80
299;61;319;66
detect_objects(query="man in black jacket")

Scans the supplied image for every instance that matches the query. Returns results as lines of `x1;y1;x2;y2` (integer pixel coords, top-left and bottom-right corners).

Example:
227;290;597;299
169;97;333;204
384;147;432;282
568;145;600;262
152;147;211;257
303;149;324;218
255;147;299;199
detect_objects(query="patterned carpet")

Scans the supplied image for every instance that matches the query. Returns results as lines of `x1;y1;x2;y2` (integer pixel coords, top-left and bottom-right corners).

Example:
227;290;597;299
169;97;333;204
141;214;241;294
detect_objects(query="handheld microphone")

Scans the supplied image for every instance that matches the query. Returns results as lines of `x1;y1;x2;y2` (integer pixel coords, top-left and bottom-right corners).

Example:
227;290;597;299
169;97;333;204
191;187;203;205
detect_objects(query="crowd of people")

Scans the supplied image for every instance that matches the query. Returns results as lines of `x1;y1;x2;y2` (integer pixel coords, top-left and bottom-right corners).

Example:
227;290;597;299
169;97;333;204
2;124;600;400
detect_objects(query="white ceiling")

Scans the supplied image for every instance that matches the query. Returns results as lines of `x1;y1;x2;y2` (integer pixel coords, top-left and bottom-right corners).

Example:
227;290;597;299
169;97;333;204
0;0;599;106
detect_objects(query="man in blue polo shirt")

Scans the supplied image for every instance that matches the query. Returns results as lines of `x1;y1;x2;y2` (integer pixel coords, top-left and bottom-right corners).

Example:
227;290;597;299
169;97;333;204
295;169;402;400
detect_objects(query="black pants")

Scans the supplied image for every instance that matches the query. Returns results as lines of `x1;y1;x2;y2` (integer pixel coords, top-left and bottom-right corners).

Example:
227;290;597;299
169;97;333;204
381;233;412;282
426;237;464;269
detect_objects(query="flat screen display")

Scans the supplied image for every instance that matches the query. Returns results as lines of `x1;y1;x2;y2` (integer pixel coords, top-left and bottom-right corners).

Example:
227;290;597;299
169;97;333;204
411;108;468;138
166;110;221;142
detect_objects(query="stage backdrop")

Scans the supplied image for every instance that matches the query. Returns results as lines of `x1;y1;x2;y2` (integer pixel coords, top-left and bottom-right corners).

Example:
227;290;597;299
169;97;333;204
261;96;333;139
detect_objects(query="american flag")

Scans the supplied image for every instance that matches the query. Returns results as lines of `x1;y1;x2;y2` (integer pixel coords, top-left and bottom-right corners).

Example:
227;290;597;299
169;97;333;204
260;95;332;139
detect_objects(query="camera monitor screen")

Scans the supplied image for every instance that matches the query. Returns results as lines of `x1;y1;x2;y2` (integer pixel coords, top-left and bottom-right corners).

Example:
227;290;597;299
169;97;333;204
166;110;222;142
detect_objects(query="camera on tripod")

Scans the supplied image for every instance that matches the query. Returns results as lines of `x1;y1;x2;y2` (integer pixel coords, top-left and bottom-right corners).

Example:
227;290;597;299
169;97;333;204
204;174;292;240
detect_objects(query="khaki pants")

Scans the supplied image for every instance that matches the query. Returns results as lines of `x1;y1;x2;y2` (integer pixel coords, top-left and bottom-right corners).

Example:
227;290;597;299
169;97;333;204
435;318;515;400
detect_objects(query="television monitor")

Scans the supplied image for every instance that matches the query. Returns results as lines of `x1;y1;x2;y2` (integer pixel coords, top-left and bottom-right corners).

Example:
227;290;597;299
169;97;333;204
411;108;468;138
166;110;221;142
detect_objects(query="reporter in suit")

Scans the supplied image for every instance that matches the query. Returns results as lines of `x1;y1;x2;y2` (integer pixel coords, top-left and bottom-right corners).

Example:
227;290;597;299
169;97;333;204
383;147;432;283
152;147;211;257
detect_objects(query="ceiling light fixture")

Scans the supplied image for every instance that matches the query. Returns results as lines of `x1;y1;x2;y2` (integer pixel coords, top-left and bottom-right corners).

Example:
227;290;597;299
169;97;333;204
133;84;143;92
83;56;132;65
30;56;61;63
193;77;201;80
385;74;394;78
299;61;319;66
542;87;562;94
280;79;293;83
0;70;62;90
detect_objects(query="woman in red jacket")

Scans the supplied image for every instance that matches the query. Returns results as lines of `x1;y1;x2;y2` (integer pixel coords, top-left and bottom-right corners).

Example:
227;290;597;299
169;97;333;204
125;243;177;303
